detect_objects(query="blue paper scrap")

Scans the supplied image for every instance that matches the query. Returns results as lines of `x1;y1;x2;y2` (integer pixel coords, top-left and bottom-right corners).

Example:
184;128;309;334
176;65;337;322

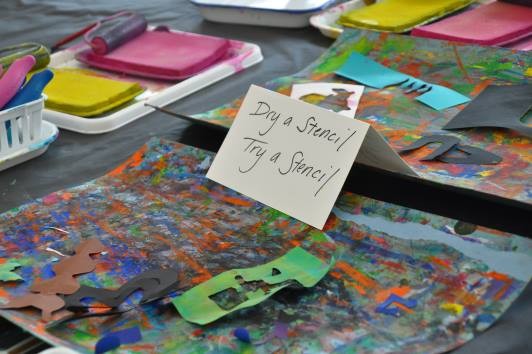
335;52;470;110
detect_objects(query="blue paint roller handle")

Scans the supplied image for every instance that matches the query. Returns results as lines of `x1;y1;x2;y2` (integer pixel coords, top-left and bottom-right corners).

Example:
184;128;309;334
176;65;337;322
4;69;54;109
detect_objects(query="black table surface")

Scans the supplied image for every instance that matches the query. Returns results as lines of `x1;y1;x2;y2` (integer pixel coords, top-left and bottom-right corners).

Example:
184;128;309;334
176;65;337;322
0;0;530;353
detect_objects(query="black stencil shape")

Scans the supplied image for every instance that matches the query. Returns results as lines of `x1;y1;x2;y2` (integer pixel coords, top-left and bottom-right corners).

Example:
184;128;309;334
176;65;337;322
443;85;532;138
399;135;460;161
63;268;179;309
500;0;532;7
437;145;502;165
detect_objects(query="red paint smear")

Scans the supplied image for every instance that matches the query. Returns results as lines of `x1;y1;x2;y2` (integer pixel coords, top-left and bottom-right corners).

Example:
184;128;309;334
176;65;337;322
380;260;406;272
430;256;452;270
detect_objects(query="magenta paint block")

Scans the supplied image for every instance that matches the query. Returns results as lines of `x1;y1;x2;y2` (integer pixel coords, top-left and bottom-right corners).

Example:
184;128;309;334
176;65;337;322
76;30;230;80
412;2;532;46
0;55;36;109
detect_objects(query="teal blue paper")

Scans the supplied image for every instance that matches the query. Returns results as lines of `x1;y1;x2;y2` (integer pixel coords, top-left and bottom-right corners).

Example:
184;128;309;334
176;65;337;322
416;84;471;110
335;52;407;88
335;52;470;110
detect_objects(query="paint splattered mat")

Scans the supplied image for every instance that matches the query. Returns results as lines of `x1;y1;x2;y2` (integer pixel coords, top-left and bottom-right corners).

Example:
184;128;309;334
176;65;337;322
194;29;532;205
0;138;531;353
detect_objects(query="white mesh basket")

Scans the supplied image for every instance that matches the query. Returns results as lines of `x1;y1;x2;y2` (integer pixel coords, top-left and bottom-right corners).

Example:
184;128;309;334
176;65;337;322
0;97;44;158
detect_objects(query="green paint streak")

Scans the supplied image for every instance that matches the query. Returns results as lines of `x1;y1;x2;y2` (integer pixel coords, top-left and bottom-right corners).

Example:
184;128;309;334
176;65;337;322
453;83;475;95
151;168;168;186
469;59;519;81
314;37;374;74
129;225;142;237
310;229;329;243
380;38;415;58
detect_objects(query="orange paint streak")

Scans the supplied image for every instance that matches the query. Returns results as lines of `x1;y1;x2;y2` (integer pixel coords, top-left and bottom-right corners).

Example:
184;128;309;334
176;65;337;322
151;234;211;284
108;144;148;177
470;79;493;97
79;210;129;246
61;192;73;201
152;157;167;171
375;286;413;313
334;261;377;289
110;200;129;215
430;256;452;270
485;271;513;300
219;195;253;207
380;260;406;272
344;279;367;295
452;45;472;84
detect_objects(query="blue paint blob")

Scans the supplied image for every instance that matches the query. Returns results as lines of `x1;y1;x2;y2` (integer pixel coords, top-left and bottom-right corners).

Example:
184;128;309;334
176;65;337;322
94;335;120;354
234;327;251;343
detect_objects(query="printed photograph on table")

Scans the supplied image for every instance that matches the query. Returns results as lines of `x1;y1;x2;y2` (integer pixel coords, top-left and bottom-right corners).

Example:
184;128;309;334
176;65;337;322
193;29;532;206
0;139;530;353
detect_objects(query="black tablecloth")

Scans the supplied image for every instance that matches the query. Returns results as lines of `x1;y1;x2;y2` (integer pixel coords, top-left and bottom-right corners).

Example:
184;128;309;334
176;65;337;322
0;1;530;352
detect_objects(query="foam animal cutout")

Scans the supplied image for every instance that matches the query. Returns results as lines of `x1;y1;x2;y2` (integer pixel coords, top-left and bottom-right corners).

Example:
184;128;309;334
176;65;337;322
63;268;180;309
0;293;66;322
31;239;106;295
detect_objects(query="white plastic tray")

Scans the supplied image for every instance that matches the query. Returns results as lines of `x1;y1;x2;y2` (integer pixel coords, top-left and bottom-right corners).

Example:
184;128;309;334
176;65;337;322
44;29;263;134
0;120;58;171
191;0;336;28
310;0;370;39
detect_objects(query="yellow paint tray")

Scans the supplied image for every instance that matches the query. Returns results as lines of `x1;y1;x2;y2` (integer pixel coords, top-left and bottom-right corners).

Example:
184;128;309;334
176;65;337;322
44;68;144;117
338;0;474;33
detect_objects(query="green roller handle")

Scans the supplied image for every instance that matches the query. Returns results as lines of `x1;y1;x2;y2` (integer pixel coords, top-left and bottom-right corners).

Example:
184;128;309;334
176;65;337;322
0;43;50;72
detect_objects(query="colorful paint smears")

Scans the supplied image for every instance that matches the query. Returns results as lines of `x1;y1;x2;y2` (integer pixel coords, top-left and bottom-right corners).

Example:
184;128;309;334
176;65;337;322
0;138;530;353
193;29;532;205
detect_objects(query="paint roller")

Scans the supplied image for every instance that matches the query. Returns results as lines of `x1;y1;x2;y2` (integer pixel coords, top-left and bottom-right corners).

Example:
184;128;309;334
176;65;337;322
85;12;148;55
51;11;147;54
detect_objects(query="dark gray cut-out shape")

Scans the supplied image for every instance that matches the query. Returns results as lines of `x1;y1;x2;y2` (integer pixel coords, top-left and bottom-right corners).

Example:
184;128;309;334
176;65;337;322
454;221;477;235
443;85;532;138
63;268;179;309
437;145;502;165
500;0;532;7
399;135;460;161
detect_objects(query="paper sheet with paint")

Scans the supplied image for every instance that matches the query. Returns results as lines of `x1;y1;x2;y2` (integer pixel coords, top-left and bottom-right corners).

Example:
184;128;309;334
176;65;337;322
0;138;530;353
335;52;471;110
290;82;364;117
192;29;532;206
173;247;332;324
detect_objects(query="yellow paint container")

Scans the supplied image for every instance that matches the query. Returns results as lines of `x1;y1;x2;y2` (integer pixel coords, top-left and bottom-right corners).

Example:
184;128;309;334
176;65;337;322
44;68;144;117
338;0;474;33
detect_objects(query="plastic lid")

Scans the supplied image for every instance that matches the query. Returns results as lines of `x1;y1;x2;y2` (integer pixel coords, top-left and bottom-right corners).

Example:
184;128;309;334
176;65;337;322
189;0;335;13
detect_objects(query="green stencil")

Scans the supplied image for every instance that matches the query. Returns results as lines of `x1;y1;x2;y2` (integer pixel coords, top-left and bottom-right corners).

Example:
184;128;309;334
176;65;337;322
173;247;333;325
0;260;23;282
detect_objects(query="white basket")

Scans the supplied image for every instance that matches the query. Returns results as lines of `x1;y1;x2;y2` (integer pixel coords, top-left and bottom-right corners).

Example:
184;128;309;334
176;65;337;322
0;97;58;171
0;97;44;158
